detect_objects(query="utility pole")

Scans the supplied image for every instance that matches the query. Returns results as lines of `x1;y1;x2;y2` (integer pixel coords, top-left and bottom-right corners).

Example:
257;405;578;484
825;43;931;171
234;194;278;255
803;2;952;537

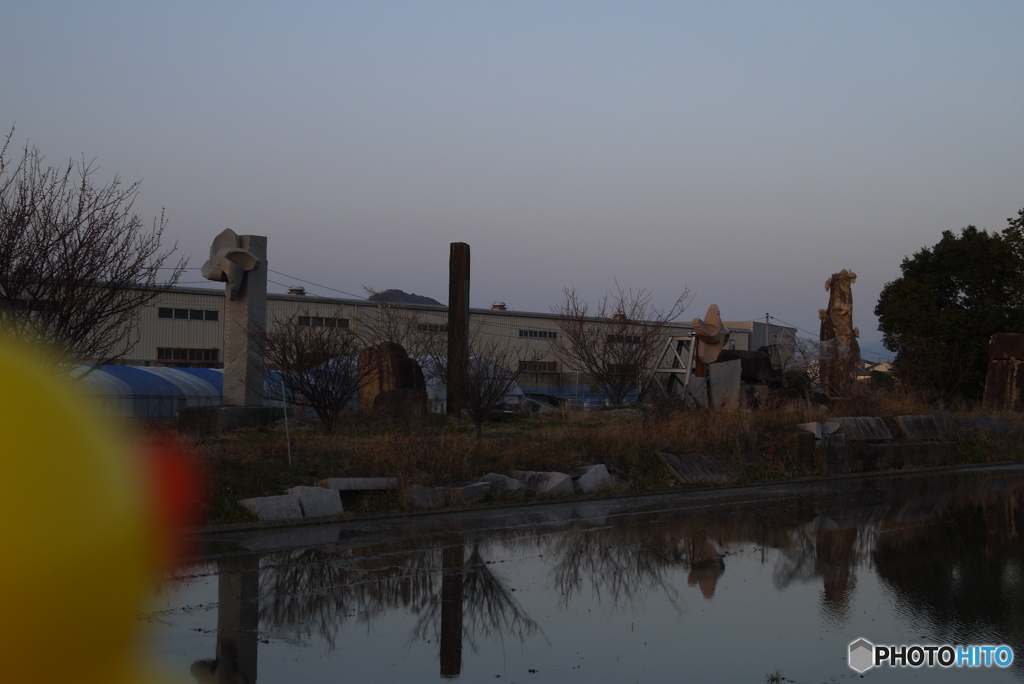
765;312;770;348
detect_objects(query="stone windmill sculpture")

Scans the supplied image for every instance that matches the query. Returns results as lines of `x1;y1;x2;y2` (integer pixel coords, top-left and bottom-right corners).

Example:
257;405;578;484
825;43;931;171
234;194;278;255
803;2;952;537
202;228;267;407
692;304;730;377
201;229;262;300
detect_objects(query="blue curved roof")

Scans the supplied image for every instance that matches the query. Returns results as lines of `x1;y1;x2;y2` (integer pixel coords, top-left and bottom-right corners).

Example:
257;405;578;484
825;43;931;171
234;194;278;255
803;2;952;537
77;365;224;418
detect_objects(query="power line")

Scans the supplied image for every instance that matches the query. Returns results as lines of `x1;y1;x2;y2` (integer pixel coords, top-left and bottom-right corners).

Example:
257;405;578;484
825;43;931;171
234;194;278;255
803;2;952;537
267;269;366;300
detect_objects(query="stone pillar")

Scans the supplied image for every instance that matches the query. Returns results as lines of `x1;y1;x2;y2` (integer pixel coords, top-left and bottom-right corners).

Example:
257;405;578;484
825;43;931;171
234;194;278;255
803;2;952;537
446;242;470;415
223;235;267;407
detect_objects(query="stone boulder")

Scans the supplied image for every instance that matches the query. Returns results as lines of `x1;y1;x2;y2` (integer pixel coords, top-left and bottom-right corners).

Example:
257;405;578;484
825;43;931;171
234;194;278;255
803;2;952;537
574;464;614;494
483;472;524;492
511;470;574;495
286;486;343;518
238;495;303;521
358;342;427;411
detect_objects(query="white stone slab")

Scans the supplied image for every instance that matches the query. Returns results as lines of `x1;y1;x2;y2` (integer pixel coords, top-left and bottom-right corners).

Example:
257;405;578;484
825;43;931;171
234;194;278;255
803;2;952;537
316;477;399;491
287;485;343;518
238;495;303;521
708;359;742;409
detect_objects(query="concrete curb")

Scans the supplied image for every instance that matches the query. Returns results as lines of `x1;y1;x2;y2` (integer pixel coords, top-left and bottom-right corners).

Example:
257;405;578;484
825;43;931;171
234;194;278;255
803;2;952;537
190;459;1024;538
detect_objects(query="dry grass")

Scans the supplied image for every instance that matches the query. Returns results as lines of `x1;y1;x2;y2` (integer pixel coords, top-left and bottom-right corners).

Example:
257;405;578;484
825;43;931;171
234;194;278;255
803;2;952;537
190;387;1024;525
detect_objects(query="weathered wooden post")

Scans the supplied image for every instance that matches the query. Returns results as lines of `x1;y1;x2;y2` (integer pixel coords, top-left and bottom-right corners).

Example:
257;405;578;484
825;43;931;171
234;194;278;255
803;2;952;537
446;242;470;415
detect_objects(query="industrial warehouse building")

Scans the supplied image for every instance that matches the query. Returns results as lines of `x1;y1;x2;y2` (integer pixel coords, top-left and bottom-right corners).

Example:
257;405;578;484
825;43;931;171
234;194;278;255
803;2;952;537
95;284;794;408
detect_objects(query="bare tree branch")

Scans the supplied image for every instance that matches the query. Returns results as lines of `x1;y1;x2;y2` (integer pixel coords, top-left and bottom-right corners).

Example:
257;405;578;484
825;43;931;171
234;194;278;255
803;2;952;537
0;130;186;372
251;309;364;432
552;284;693;405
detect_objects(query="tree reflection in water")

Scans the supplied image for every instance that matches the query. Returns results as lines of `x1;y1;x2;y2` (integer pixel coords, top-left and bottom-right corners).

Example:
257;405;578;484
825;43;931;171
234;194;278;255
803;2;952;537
184;471;1024;682
253;538;538;679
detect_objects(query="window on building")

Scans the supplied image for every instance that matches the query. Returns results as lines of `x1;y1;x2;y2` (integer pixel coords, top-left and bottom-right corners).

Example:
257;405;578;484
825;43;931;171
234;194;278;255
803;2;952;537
519;360;559;373
518;329;557;339
418;323;448;334
607;334;641;344
161;307;218;321
156;347;220;365
296;316;348;328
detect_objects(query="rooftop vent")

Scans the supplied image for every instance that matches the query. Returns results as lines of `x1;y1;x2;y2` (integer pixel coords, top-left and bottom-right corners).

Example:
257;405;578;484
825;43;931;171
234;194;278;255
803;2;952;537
612;310;627;320
288;286;306;296
491;302;507;311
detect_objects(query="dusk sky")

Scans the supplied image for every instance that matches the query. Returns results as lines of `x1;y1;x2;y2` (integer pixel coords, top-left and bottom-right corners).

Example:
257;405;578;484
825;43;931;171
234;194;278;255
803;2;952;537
4;2;1024;360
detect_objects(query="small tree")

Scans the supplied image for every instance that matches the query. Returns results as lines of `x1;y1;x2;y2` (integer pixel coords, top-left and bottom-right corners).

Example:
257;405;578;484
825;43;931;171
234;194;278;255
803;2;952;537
253;310;363;432
0;131;186;371
420;331;533;437
553;285;692;405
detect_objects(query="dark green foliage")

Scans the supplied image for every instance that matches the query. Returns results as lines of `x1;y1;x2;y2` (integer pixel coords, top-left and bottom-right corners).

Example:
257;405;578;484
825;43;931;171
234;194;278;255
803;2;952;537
875;218;1024;401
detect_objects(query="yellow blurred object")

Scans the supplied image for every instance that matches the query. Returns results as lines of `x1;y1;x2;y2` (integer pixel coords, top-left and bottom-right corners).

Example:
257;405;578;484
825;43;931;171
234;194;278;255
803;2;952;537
0;339;168;684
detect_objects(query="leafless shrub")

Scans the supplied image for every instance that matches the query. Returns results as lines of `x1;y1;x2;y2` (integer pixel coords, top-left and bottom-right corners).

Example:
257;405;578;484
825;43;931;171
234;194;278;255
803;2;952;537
0;129;186;370
552;284;693;405
252;309;364;432
358;287;440;358
422;332;537;437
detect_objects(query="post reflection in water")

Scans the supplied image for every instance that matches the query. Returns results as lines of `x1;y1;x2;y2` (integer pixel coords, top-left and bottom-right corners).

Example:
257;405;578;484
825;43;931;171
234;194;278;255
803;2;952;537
439;545;463;678
168;469;1024;681
191;555;259;684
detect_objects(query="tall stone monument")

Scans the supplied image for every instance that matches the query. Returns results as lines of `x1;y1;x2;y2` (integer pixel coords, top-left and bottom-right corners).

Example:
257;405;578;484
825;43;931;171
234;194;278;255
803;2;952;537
447;242;470;415
819;269;860;396
202;229;267;407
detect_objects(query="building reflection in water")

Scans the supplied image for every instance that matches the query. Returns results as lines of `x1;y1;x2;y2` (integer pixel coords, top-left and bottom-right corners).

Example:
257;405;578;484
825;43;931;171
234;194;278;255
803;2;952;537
184;472;1024;680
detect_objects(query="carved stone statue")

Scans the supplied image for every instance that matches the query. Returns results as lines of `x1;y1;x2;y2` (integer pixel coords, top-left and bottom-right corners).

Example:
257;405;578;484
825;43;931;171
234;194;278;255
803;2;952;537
819;269;860;395
692;304;730;377
202;229;262;301
202;229;268;407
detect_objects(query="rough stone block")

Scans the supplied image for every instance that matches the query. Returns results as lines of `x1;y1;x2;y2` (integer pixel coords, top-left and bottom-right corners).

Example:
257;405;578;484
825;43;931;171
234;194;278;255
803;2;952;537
286;486;343;518
708;359;742;409
511;470;574;495
483;473;524;492
316;477;398;491
446;482;491;505
238;495;303;521
989;333;1024;360
835;416;893;442
575;464;613;493
358;342;426;410
895;415;943;441
983;359;1024;411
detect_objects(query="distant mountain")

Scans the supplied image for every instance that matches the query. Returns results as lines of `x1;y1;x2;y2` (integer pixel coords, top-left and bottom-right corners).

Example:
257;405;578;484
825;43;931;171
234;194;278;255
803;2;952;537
367;289;443;306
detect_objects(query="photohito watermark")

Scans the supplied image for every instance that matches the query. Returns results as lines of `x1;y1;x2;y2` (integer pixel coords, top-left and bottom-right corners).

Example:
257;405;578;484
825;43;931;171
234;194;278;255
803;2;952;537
848;638;1014;673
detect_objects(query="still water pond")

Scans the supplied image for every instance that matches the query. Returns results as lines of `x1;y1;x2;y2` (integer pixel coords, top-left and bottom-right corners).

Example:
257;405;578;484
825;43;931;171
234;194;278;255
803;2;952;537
150;466;1024;683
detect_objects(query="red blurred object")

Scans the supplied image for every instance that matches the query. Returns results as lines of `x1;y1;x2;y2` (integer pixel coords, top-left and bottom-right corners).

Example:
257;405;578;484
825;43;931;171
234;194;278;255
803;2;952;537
143;430;207;568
